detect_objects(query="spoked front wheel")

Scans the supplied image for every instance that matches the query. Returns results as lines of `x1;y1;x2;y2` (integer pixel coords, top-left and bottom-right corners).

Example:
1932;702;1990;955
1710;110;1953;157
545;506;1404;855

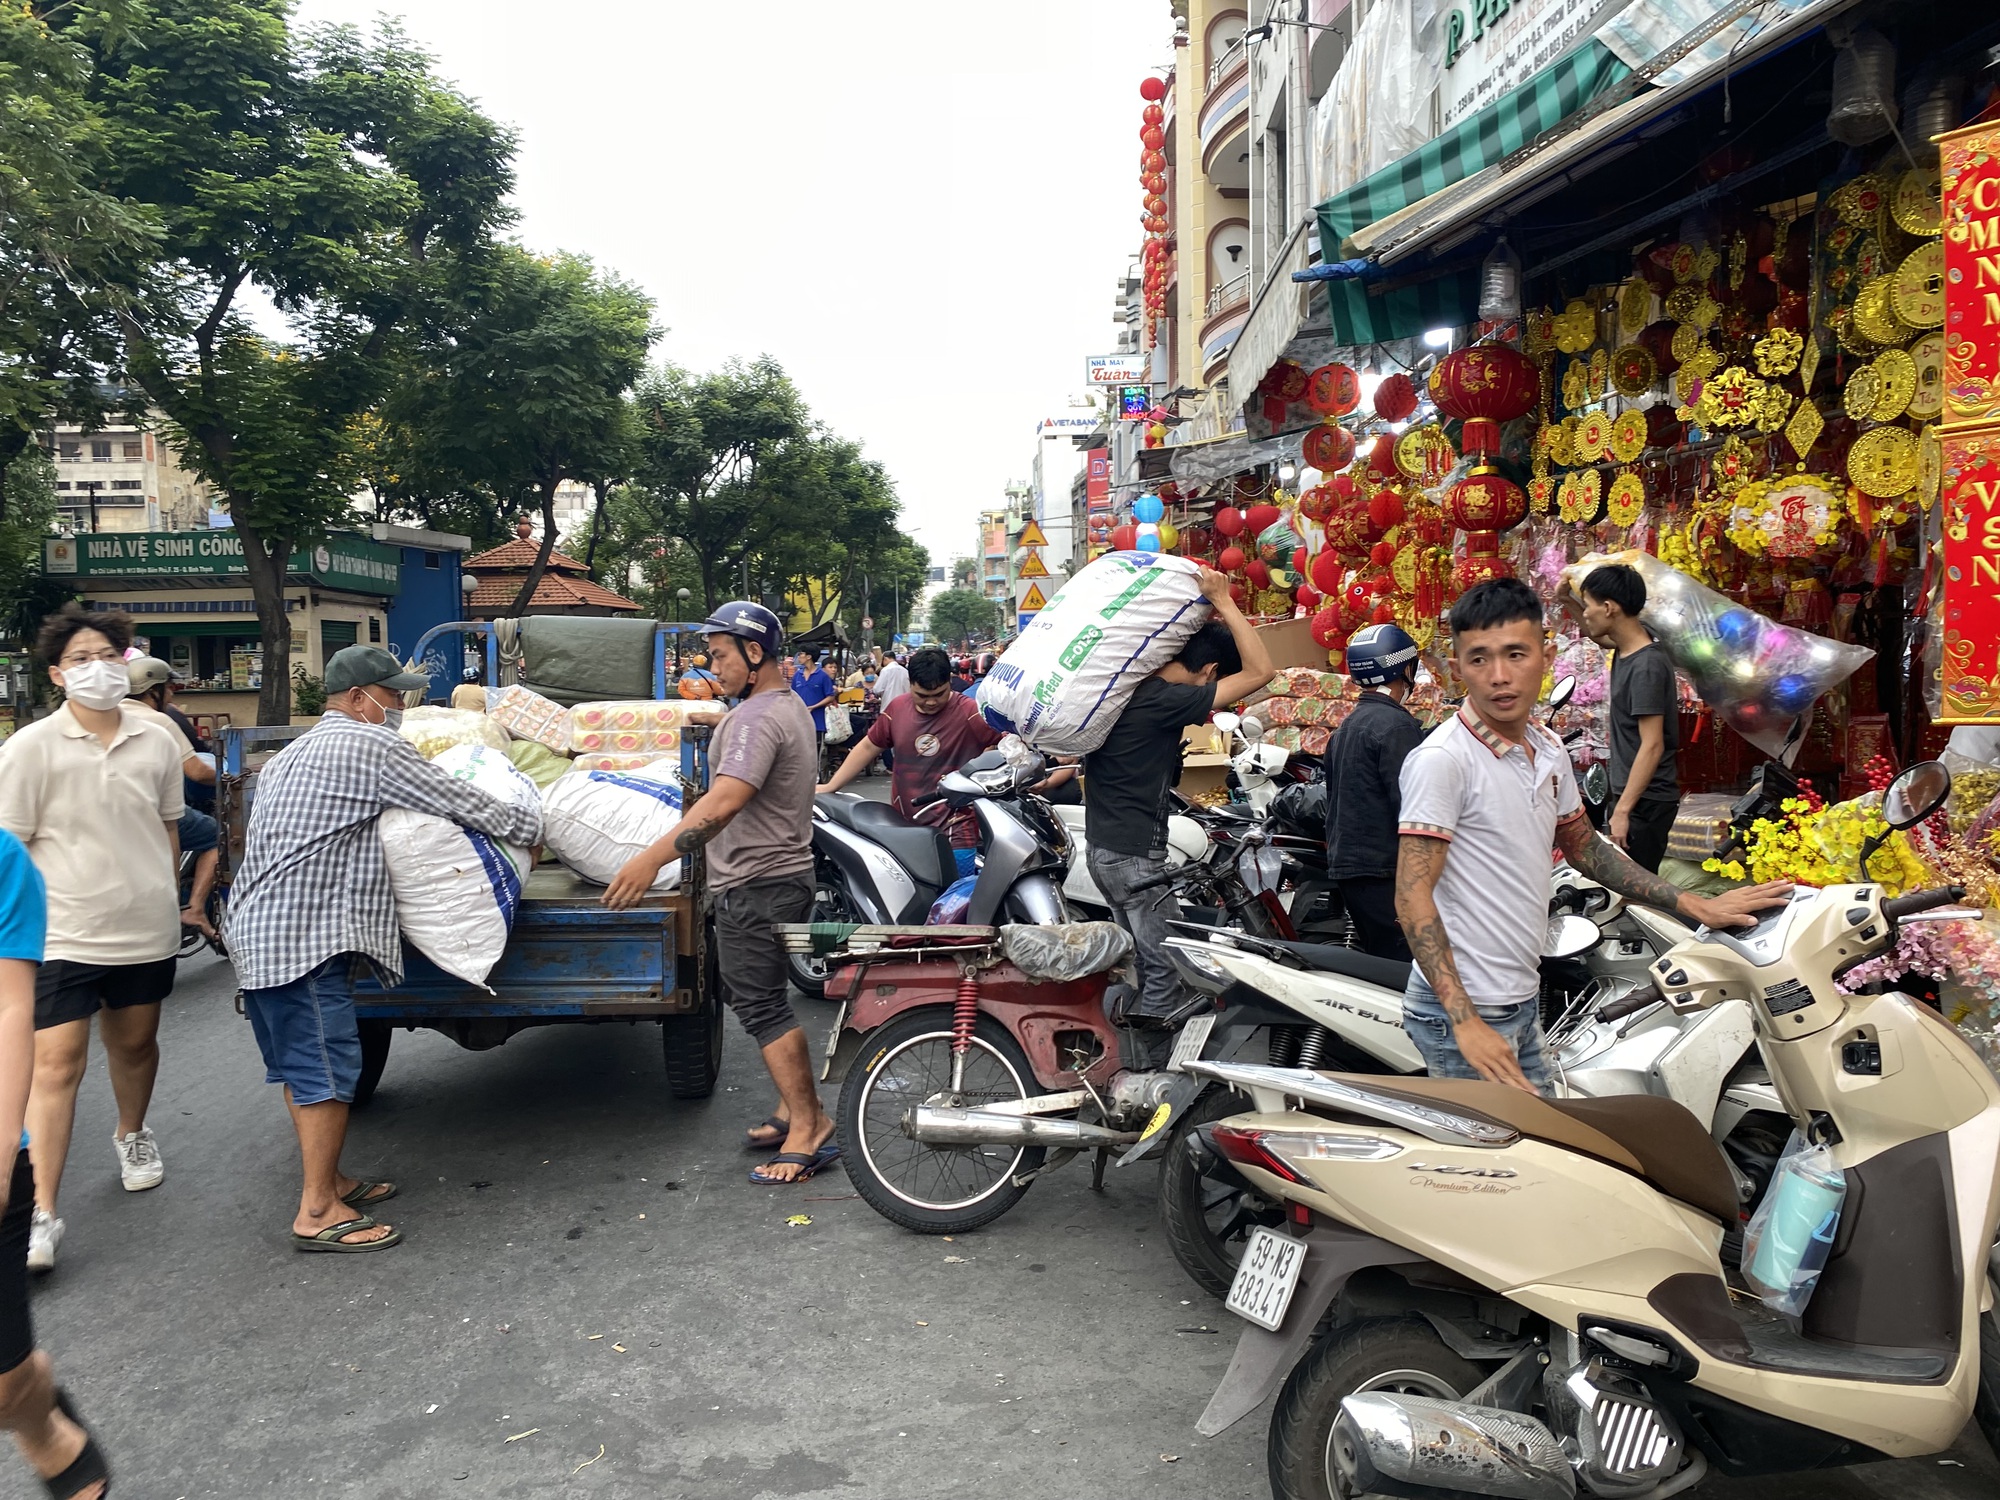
836;1008;1044;1234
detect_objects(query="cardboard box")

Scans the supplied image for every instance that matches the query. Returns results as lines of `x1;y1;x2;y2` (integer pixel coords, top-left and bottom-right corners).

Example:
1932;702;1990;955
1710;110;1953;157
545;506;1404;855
1255;616;1331;671
1177;722;1232;801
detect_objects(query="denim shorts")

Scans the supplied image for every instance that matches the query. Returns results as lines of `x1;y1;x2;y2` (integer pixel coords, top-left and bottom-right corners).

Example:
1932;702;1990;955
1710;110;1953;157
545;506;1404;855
1402;971;1551;1093
242;955;362;1106
178;807;219;856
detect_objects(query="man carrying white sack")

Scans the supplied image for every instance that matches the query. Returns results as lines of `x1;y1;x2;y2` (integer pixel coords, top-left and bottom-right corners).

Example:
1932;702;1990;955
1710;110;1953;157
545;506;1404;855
601;602;837;1186
227;646;542;1253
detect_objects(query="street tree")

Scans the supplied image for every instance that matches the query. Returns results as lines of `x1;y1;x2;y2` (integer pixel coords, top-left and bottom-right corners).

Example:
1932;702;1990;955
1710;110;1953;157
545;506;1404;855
81;1;516;723
0;4;157;520
927;587;999;649
950;556;978;588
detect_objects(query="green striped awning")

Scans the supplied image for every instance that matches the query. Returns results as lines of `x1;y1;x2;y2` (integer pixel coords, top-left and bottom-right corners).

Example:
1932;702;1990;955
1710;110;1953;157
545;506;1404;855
1316;40;1633;344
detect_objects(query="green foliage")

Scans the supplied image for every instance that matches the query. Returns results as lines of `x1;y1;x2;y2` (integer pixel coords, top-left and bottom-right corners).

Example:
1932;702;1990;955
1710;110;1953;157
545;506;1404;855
927;587;1001;649
0;448;71;648
950;556;978;588
291;664;326;716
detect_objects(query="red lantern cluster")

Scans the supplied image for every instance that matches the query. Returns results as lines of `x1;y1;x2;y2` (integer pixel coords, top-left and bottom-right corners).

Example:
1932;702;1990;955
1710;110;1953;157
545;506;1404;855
1137;79;1172;345
1373;373;1419;423
1427;343;1538;458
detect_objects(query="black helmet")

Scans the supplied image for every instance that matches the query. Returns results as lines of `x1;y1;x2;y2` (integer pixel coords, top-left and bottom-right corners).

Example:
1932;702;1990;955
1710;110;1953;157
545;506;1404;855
1345;622;1419;687
699;600;784;662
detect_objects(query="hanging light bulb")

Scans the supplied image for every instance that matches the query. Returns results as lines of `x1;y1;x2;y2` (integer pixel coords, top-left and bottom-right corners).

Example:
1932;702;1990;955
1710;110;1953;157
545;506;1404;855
1477;235;1521;323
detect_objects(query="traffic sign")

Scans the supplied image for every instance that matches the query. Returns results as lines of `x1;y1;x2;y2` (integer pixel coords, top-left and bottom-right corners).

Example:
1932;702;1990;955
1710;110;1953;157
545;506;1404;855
1019;581;1048;612
1017;551;1049;579
1016;519;1048;548
861;616;874;629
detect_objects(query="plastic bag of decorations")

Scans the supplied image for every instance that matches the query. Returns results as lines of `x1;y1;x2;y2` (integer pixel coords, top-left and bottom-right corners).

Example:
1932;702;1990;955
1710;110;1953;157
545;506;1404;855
1559;550;1873;760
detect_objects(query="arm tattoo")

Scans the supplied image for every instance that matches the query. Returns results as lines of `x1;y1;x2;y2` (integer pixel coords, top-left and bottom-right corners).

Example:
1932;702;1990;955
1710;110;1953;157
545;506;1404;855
1394;836;1476;1025
1559;821;1685;913
672;817;717;856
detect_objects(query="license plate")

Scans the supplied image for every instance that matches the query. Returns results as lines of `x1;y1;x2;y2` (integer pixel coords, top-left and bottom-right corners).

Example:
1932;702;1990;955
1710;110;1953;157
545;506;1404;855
1168;1013;1216;1073
1225;1228;1306;1331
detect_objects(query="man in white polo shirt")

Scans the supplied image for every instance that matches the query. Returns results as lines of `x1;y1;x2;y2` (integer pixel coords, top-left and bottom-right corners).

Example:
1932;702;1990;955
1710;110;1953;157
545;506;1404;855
0;605;186;1271
1394;579;1788;1093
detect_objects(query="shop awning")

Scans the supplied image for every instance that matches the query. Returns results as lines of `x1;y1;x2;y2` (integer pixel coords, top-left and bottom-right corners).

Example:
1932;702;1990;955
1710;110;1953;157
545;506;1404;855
1313;0;1856;344
131;620;265;638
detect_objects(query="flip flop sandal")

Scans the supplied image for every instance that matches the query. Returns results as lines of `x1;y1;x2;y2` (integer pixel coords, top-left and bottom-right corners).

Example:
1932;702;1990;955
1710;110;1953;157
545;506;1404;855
743;1116;789;1150
293;1216;402;1253
748;1141;842;1186
44;1388;109;1499
339;1180;398;1209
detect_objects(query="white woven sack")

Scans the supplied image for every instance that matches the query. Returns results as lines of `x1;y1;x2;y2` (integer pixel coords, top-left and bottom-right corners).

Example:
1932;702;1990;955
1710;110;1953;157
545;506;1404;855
378;743;538;989
975;551;1210;753
539;762;685;890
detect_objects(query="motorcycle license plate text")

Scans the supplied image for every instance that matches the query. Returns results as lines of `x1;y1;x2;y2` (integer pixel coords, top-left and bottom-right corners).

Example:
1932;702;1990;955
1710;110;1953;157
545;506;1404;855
1225;1228;1305;1331
1168;1014;1216;1073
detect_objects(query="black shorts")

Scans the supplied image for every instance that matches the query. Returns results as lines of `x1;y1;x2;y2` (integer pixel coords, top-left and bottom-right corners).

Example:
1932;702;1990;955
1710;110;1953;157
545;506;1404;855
0;1152;36;1374
714;872;813;1048
34;956;176;1031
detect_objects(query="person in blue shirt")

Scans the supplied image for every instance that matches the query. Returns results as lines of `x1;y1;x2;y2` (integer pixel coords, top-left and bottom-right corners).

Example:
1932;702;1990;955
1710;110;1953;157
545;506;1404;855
790;650;837;777
0;832;109;1496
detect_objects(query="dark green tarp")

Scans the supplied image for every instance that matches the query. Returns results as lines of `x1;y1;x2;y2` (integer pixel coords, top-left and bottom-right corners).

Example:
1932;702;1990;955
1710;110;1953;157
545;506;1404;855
517;615;660;705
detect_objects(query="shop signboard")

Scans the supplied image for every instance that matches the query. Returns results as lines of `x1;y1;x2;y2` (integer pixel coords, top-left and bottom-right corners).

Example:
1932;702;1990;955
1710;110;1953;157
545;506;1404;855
1117;385;1151;420
1942;119;2000;430
1086;451;1111;510
1440;0;1622;129
42;529;401;594
1086;353;1151;385
1937;425;2000;723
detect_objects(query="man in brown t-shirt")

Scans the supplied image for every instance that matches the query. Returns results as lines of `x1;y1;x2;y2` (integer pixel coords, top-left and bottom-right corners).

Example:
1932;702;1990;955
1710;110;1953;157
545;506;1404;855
603;602;833;1185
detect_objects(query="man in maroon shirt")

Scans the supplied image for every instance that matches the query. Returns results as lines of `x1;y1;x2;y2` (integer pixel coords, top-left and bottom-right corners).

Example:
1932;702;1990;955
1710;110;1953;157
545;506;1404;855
817;646;998;873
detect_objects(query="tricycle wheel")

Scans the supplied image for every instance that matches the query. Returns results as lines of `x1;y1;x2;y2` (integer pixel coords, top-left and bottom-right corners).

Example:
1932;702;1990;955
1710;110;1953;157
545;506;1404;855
836;1008;1043;1234
662;1003;724;1099
353;1021;393;1109
1161;1084;1286;1299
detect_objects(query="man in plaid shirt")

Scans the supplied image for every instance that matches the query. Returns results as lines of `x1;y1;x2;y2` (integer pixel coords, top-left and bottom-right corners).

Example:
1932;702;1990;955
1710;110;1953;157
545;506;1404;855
227;647;541;1253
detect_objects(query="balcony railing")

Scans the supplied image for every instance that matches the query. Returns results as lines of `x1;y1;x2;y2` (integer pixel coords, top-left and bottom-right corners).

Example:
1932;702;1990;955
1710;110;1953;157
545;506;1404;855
1206;271;1252;316
1207;36;1246;92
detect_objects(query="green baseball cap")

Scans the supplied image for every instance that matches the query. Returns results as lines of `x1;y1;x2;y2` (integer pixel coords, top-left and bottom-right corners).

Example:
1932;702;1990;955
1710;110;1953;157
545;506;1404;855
324;645;430;696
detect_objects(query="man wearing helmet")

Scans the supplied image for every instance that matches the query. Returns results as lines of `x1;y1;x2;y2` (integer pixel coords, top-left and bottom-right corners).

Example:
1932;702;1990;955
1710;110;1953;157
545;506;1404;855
602;602;836;1185
1324;624;1427;962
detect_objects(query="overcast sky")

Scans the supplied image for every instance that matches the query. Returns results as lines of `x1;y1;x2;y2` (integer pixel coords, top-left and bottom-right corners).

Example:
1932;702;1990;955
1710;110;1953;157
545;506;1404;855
293;0;1169;574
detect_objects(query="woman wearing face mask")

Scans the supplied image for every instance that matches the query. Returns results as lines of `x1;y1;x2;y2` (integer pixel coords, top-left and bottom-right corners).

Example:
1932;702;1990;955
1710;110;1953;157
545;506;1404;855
224;646;543;1253
0;604;190;1275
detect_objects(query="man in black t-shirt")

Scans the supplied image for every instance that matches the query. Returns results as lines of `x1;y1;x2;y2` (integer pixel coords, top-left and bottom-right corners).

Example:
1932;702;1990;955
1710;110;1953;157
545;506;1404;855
1324;623;1427;960
1083;568;1274;1022
1579;563;1680;873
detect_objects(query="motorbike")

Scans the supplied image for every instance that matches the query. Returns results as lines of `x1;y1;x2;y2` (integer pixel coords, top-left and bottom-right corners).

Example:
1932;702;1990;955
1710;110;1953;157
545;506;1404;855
1052;799;1211;917
1215;711;1292;815
1188;761;2000;1500
176;847;225;958
788;750;1071;997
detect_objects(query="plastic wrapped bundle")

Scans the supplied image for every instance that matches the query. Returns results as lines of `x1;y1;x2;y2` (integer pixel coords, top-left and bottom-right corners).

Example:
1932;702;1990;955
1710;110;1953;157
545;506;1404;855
570;750;676;774
976;551;1210;753
998;922;1135;981
487;683;572;751
568;699;723;755
1561;550;1874;758
398;706;510;760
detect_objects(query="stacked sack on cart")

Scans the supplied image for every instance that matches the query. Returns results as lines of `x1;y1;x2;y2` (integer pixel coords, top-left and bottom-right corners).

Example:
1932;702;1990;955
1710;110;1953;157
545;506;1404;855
392;689;724;908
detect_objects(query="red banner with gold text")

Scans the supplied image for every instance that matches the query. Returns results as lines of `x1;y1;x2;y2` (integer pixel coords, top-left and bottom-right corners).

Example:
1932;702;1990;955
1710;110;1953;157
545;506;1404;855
1939;425;2000;721
1942;121;2000;429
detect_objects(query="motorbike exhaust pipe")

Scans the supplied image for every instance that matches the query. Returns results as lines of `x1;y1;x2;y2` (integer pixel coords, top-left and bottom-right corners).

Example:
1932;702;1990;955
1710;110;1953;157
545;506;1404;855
903;1106;1143;1149
1334;1392;1576;1500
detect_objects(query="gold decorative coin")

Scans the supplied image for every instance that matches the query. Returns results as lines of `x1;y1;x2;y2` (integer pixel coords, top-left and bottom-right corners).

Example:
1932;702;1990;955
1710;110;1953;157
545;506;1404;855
1918;424;1941;510
1842;364;1882;421
1832;174;1887;229
1870;348;1917;422
1850;276;1902;345
1575;409;1612;462
1848;425;1919;499
1609;409;1648;463
1784;397;1824;461
1892;242;1944;329
1907;331;1944;420
1619;280;1650;335
1891;169;1942;236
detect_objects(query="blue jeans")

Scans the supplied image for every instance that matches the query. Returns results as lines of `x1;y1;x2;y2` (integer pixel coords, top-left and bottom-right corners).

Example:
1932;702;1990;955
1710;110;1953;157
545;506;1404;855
178;807;219;856
243;955;362;1106
1087;845;1185;1019
1402;971;1551;1093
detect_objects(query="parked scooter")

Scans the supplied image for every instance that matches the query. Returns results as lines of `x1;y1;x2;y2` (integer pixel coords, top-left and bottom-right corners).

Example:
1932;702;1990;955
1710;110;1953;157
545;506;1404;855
789;750;1071;997
1190;762;1998;1500
1215;711;1291;814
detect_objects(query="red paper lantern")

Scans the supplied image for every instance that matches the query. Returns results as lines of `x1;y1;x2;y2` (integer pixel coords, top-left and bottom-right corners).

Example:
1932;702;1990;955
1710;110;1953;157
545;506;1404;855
1111;523;1138;550
1246;502;1280;533
1309;550;1344;596
1214;505;1245;537
1301;424;1355;473
1142;150;1165;172
1273;364;1309;402
1324;498;1371;557
1142;103;1163;126
1369;540;1398;568
1245;560;1270;589
1140;125;1164;149
1306;363;1361;416
1297;485;1335;522
1291;546;1310;574
1442;468;1527;533
1144;194;1166;216
1328;472;1356;500
1371;601;1398;625
1295;584;1321;611
1367;489;1405;532
1373;372;1419;423
1427;343;1538;458
1229;583;1249;609
1309;605;1347;650
1139;76;1167;102
1454;551;1515;590
1218;545;1247;573
1368;573;1394;597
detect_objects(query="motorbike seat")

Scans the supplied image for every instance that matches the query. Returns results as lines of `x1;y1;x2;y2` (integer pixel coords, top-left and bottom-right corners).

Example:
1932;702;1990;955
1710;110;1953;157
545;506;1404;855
1265;940;1411;992
1319;1075;1739;1225
846;800;958;891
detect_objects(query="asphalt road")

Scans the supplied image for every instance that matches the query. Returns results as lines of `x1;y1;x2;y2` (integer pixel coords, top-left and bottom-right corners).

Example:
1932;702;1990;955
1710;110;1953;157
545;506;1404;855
9;880;1998;1496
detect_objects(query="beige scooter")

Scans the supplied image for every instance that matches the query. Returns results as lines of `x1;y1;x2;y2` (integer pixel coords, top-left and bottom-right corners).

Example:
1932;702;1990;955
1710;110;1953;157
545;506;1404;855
1190;762;2000;1500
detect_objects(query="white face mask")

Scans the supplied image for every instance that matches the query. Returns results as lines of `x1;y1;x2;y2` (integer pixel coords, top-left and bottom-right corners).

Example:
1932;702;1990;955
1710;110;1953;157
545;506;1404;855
357;691;403;733
59;659;131;711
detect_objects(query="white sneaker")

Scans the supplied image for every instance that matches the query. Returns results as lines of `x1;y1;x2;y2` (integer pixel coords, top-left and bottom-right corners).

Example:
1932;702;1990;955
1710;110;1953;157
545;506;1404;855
115;1127;164;1191
27;1210;61;1273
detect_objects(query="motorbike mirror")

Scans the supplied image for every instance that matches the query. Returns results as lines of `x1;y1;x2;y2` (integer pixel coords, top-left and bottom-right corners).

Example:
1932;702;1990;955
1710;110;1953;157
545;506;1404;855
1882;760;1952;830
1582;762;1610;806
1212;711;1241;737
1543;913;1600;960
1545;676;1575;714
1240;716;1265;743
